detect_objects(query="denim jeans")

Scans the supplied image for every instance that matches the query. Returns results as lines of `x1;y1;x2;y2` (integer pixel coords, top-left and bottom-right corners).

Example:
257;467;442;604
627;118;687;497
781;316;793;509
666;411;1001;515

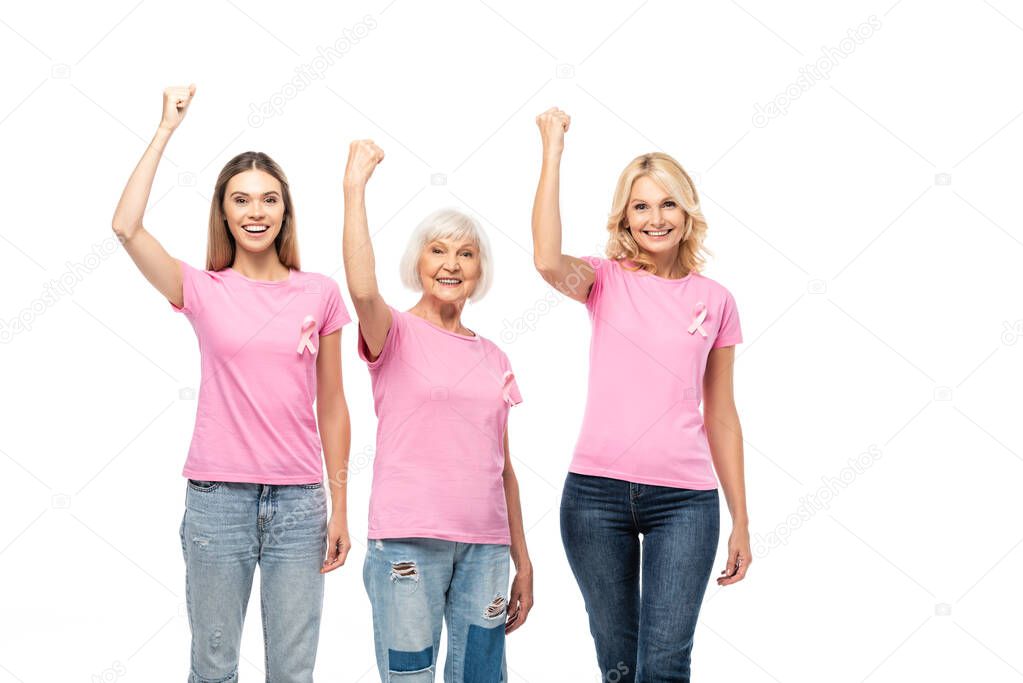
560;473;720;683
179;479;328;682
363;537;510;682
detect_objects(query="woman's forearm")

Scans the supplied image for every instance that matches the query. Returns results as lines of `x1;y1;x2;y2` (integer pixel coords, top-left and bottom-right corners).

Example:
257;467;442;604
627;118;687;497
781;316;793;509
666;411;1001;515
706;409;748;526
342;183;380;302
319;398;351;516
112;126;173;240
531;151;565;273
503;470;531;571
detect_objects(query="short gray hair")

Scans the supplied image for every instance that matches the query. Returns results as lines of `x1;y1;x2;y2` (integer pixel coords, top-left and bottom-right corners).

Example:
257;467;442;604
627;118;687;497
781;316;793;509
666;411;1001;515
399;208;493;301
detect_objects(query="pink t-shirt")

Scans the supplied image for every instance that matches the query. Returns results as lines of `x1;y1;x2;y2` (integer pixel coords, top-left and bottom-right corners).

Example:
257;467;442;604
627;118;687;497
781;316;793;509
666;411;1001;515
357;306;523;544
170;259;351;484
570;256;742;489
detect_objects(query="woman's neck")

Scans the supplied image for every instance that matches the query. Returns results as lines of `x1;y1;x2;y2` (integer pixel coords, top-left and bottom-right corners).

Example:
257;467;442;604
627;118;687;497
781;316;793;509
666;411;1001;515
645;250;687;279
409;296;471;335
231;249;289;281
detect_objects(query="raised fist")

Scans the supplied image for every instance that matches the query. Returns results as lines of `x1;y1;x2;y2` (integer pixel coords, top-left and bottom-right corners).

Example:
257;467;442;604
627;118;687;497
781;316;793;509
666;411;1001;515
535;107;571;153
160;84;196;132
344;139;385;187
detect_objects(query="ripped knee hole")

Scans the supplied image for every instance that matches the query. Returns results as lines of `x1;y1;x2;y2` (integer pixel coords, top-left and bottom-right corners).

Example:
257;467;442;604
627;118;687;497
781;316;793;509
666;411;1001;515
390;560;419;581
483;595;506;619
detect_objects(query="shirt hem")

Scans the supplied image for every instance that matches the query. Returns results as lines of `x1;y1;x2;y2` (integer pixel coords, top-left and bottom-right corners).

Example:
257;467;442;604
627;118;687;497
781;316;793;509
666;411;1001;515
567;464;718;490
182;469;322;485
357;314;392;369
320;321;345;336
712;334;743;348
367;529;512;545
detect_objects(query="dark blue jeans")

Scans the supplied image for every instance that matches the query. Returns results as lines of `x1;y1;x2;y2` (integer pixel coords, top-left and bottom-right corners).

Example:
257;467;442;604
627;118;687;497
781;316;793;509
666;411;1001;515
560;472;720;683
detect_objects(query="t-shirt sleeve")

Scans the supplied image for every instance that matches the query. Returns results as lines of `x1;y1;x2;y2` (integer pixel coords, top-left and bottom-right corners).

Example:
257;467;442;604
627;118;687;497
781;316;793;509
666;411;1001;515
320;277;352;336
357;305;402;369
500;352;523;407
579;255;606;311
712;288;743;348
169;259;203;315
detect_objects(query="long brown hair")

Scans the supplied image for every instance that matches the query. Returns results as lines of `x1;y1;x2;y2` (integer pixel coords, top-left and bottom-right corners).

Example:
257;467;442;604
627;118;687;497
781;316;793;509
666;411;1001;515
605;152;709;276
206;151;300;271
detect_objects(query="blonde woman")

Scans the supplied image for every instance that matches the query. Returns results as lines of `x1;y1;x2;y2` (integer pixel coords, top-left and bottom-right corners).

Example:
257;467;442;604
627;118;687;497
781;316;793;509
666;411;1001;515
342;139;533;681
531;108;751;682
112;85;353;682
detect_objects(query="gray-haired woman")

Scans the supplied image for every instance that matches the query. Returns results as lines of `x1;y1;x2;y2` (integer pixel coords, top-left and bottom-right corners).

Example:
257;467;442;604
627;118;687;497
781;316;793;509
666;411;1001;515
341;139;534;682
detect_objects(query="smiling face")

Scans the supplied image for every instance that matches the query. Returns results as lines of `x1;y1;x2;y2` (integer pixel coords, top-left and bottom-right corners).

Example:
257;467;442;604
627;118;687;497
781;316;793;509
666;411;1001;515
624;174;686;257
417;237;480;304
222;169;286;255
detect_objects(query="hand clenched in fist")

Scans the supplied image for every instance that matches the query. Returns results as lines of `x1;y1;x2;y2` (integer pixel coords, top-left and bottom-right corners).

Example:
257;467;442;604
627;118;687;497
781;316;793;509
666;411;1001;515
344;139;385;188
535;107;571;155
160;84;196;132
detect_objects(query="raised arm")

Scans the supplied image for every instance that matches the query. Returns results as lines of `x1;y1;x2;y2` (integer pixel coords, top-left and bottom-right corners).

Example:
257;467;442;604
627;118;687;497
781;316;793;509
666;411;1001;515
341;139;391;360
111;85;196;308
531;107;595;304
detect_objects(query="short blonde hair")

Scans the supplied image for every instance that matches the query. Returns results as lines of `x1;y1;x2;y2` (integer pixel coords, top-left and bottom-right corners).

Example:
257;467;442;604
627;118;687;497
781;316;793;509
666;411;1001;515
605;152;710;275
400;208;493;301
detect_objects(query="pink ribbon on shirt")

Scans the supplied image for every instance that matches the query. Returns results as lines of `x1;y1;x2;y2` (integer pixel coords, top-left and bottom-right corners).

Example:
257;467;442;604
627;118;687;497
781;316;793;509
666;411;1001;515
297;315;317;355
502;370;522;406
687;302;708;337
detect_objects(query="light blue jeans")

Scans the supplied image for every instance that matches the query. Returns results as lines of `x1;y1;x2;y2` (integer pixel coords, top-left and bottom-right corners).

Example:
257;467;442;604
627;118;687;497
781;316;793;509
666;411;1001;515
363;538;511;682
179;479;328;682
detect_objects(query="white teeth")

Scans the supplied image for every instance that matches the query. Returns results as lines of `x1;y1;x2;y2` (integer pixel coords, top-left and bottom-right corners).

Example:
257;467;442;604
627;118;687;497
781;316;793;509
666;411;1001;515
243;224;269;233
645;229;670;237
437;278;461;284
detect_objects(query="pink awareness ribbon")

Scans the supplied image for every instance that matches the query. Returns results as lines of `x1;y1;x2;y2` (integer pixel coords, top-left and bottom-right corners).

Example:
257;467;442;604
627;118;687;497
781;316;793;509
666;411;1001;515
687;302;708;337
296;315;317;355
501;370;523;406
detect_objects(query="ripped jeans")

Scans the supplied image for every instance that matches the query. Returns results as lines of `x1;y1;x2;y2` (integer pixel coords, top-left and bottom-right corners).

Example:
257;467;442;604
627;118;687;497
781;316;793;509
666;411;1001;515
363;538;510;682
180;479;328;683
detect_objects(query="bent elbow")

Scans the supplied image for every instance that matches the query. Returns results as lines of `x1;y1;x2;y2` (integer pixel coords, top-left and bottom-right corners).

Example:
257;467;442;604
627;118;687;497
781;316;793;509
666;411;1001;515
349;289;381;307
111;218;140;242
533;255;557;278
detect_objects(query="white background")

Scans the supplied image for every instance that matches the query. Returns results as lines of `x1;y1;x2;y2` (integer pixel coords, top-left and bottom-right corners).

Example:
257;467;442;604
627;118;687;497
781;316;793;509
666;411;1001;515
1;0;1021;681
